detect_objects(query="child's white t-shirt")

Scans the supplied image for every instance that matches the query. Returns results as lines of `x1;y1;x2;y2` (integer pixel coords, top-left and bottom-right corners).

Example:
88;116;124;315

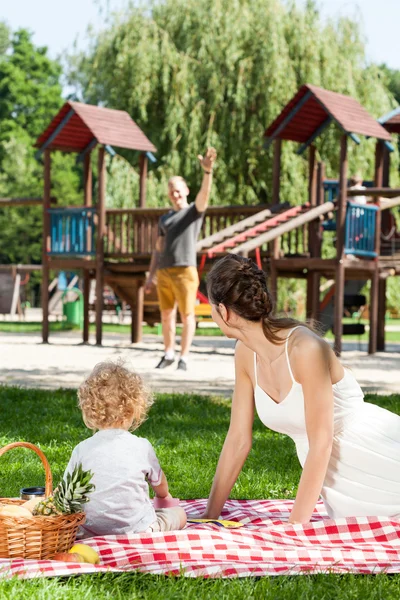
64;429;162;536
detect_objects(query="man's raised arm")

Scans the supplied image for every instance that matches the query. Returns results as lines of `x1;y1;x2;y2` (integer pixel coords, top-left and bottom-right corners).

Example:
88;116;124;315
195;147;217;213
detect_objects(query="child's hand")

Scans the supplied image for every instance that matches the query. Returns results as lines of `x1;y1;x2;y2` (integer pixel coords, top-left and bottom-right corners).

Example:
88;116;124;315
156;491;172;500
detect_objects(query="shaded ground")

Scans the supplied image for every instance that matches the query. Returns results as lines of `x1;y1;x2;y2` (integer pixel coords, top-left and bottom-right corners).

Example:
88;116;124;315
0;331;399;395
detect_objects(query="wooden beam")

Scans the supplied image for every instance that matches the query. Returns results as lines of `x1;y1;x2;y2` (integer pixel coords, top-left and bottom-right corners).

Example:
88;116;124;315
131;280;144;343
139;153;148;208
48;258;96;270
377;276;386;351
382;143;390;187
369;266;379;355
347;187;400;198
272;138;281;205
84;154;92;207
297;117;332;155
264;90;313;147
84;153;93;254
0;264;42;272
36;108;75;158
374;140;384;258
334;261;345;356
83;270;90;344
274;258;337;272
308;146;318;257
42;150;51;344
306;271;320;324
96;147;106;346
268;258;277;304
316;162;325;206
0;197;57;207
336;135;348;261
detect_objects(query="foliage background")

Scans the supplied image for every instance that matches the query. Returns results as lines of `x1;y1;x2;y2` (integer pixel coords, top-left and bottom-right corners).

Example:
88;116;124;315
1;0;400;310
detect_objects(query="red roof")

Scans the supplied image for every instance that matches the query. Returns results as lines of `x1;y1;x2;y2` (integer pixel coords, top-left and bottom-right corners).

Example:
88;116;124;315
35;101;157;153
380;107;400;134
264;84;392;144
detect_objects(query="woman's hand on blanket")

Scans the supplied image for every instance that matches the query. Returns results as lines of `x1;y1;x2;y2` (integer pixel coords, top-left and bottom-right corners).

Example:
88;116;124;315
288;518;308;525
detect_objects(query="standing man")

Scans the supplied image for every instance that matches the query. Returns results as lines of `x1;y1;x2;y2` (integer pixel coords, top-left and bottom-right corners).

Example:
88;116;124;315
144;147;217;371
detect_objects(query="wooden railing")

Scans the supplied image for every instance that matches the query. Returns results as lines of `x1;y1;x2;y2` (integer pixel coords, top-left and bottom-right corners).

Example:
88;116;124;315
104;205;270;258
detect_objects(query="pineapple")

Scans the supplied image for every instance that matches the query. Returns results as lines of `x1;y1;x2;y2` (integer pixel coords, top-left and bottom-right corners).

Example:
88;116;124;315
33;463;94;517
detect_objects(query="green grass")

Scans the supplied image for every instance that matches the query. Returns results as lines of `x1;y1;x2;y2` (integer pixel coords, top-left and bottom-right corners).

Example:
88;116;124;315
0;321;224;336
1;319;400;342
1;386;400;597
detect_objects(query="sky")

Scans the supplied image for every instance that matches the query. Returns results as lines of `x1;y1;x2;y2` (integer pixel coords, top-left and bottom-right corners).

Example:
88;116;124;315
1;0;399;75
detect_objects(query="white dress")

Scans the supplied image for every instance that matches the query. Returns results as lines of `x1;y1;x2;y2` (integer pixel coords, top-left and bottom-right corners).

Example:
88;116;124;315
254;326;400;519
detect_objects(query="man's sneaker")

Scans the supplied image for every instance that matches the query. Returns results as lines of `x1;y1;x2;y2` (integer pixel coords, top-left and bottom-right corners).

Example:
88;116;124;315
177;359;187;371
155;356;175;369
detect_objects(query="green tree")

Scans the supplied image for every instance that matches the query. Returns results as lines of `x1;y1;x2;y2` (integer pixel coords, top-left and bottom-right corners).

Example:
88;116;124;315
67;0;398;208
379;64;400;105
0;28;81;271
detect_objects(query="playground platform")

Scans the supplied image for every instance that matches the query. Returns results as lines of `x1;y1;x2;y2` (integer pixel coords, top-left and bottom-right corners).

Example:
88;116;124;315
0;331;399;396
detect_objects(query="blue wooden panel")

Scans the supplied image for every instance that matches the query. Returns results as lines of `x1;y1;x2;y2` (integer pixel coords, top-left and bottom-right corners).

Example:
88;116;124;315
344;202;378;258
47;207;97;256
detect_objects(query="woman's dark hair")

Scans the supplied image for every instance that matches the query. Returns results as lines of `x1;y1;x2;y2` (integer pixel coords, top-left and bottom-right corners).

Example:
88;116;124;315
207;254;315;344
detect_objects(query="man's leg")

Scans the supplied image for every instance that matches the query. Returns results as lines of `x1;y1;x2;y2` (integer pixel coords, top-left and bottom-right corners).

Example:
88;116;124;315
172;267;199;369
180;312;196;359
156;269;177;368
161;307;176;356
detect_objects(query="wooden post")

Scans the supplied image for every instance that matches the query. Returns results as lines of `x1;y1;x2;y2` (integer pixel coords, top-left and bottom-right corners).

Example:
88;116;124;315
42;149;51;343
334;136;348;355
131;279;144;343
316;162;325;207
369;139;384;355
95;147;106;346
377;276;386;351
306;146;320;323
374;140;384;257
268;259;278;305
83;270;90;343
272;138;281;206
382;144;390;187
83;153;92;343
139;153;148;208
84;153;92;207
369;266;379;355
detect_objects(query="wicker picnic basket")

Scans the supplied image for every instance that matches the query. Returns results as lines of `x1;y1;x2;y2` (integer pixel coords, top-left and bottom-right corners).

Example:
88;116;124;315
0;442;86;560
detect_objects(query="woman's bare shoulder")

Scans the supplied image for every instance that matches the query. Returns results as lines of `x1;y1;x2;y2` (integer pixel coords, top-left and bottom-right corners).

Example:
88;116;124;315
290;326;329;352
289;327;333;376
234;340;254;373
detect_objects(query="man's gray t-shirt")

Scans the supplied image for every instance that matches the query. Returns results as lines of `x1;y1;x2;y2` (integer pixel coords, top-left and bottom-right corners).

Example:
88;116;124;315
158;203;204;269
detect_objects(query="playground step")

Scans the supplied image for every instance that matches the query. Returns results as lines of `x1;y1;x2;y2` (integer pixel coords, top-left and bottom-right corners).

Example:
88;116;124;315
206;204;308;256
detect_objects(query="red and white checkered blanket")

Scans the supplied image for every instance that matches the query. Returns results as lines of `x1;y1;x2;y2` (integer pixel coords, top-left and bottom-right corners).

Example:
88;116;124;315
1;499;400;579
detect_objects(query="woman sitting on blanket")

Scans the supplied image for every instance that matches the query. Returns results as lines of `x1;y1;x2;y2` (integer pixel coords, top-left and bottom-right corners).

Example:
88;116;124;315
65;361;186;537
202;254;400;524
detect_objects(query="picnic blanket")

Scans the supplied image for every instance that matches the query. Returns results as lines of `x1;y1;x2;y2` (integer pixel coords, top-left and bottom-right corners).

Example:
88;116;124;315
1;499;400;579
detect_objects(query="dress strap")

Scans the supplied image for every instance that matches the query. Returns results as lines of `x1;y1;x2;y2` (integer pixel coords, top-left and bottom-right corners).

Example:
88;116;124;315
253;353;258;386
285;326;304;384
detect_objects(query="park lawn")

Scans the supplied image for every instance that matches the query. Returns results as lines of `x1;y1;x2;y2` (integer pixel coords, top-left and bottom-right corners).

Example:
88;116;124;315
0;321;224;337
1;388;400;598
1;319;400;342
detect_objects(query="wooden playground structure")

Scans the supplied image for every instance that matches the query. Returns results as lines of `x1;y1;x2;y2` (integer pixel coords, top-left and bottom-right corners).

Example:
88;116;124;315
34;85;400;354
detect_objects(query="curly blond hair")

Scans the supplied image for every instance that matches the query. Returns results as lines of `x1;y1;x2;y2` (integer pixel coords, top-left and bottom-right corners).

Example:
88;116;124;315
78;361;153;431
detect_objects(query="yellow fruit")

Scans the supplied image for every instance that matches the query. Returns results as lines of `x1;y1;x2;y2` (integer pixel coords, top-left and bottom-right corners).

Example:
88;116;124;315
69;543;100;564
0;504;35;519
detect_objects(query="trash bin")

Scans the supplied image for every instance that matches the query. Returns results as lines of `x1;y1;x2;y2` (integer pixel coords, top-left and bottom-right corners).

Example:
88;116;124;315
62;288;83;327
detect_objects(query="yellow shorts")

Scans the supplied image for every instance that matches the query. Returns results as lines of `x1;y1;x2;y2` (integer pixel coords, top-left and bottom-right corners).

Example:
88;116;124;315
156;266;199;316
